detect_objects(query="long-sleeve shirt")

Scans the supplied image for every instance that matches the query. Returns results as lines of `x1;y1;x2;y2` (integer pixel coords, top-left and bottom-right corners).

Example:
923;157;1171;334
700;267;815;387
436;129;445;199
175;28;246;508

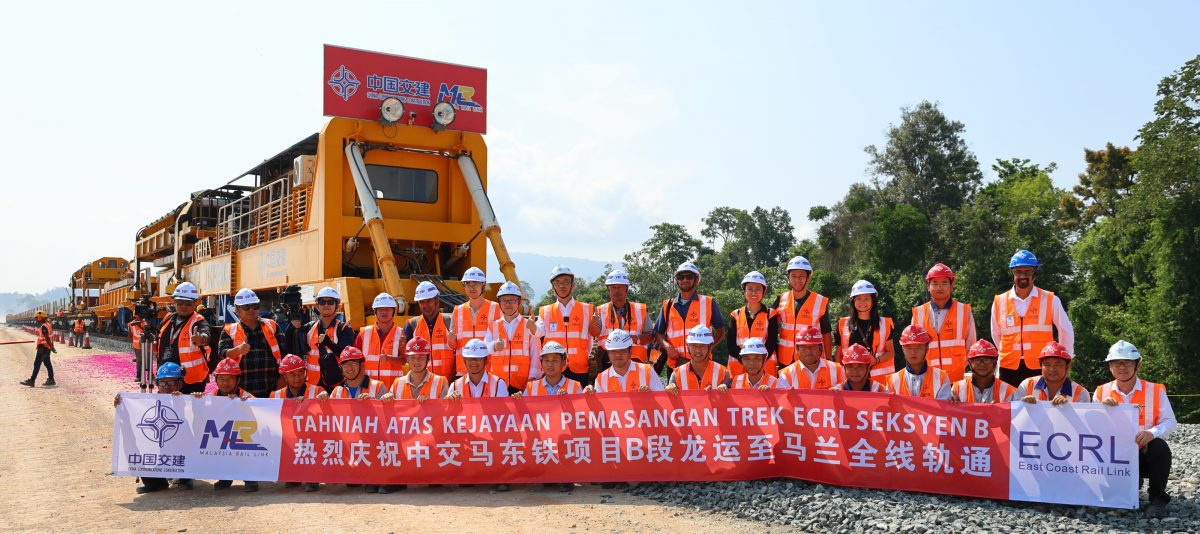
1092;381;1177;439
218;322;284;398
285;318;355;390
990;286;1073;355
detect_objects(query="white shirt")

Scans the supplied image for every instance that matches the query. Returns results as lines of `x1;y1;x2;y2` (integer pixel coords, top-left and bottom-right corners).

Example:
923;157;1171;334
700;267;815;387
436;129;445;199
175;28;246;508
927;300;977;348
595;363;665;392
900;366;953;401
1092;380;1177;439
990;286;1074;355
481;315;542;380
535;298;576;337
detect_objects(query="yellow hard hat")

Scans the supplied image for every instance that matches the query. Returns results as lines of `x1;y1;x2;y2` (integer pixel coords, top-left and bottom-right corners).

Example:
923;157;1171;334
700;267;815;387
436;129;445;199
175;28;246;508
34;311;47;319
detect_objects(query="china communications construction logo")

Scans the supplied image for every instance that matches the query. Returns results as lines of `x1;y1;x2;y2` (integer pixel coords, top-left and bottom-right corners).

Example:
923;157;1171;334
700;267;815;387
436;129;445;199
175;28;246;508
328;64;361;101
138;400;184;447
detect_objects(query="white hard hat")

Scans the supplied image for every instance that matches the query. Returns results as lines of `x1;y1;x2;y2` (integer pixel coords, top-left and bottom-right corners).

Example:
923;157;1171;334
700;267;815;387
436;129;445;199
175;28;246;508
605;269;631;286
461;338;490;359
850;280;877;297
233;288;260;306
675;261;700;276
540;341;568;356
1105;340;1141;362
549;265;574;281
462;267;487;284
787;256;813;272
604;329;634;351
316;286;341;301
685;325;714;345
172;282;199;301
372;292;398;309
741;271;767;289
413;281;440;302
741;337;768;355
496;281;523;298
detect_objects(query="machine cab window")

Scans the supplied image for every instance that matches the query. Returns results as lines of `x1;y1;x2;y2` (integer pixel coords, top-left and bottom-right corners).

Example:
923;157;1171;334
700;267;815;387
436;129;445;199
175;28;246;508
366;164;437;203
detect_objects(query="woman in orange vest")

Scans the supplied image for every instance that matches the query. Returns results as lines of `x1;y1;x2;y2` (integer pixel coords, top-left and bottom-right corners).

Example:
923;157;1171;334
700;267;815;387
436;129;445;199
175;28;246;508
666;325;729;393
834;280;895;385
1015;342;1089;404
887;325;951;400
949;340;1016;403
1094;340;1175;517
726;271;779;378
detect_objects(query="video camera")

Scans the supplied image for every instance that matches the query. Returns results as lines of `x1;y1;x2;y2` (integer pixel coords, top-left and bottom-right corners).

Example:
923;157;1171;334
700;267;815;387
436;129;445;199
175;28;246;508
279;285;308;323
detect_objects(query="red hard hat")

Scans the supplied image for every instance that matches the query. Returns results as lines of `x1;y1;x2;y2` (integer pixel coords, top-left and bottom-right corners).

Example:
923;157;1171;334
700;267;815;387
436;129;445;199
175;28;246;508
967;339;999;359
795;325;824;346
338;346;366;365
841;344;874;366
925;263;956;283
278;354;305;374
899;324;932;346
406;336;431;355
1038;342;1072;362
213;358;242;376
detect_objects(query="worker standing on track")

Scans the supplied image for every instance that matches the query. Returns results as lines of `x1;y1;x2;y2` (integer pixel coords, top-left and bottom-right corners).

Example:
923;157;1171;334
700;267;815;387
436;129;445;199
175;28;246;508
992;250;1074;387
666;326;729;393
1094;340;1176;518
774;256;832;366
778;325;844;390
21;311;56;387
593;269;654;369
726;271;779;378
1015;342;1089;405
730;337;778;390
887;325;952;400
949;340;1016;403
452;267;504;377
834;280;895;384
654;262;724;371
203;358;257;492
586;330;664;393
538;265;599;386
485;281;541;394
285;286;354;392
835;344;888;392
157;282;211;395
911;264;976;383
218;288;283;398
404;282;458;381
114;362;189;493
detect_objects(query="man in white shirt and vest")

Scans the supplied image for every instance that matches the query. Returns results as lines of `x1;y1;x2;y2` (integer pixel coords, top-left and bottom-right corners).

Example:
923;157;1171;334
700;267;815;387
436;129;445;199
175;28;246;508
537;265;599;386
991;249;1074;387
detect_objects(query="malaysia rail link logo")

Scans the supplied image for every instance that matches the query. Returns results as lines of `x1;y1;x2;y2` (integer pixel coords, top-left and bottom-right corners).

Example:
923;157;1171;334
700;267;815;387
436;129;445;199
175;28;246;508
327;64;360;101
137;400;183;447
200;420;268;451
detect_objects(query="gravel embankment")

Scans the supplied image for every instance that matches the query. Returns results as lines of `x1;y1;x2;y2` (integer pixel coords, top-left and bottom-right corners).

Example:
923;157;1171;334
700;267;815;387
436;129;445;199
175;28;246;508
630;425;1200;533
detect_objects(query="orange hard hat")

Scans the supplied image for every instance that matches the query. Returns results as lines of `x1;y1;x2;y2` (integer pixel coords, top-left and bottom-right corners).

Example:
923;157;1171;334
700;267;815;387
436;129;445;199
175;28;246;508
899;324;932;346
1038;342;1072;362
841;344;874;366
967;339;999;359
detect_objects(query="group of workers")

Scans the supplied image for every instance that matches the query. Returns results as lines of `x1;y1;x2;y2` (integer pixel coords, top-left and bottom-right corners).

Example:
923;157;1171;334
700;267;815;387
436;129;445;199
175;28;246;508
100;250;1174;517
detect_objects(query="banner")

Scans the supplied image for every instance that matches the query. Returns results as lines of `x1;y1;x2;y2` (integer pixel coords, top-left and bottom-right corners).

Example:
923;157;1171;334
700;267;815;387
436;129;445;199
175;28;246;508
112;391;1138;508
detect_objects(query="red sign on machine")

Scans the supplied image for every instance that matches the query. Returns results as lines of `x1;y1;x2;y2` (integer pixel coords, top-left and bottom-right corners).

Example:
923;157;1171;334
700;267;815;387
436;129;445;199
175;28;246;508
323;44;487;133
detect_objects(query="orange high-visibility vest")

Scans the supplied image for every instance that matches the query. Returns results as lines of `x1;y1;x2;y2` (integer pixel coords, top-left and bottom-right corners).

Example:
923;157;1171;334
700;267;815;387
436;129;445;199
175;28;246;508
732;373;779;389
837;316;894;384
673;361;728;390
413;314;455;379
598;362;657;392
73;319;85;334
728;306;780;377
524;376;583;396
391;373;448;400
129;322;143;351
912;301;971;381
451;373;506;398
36;322;54;348
360;323;407;388
210;388;254;400
596;301;648;362
779;359;843;390
843;379;889;393
270;384;323;399
540;301;594;374
223;319;282;363
994;288;1057;370
1094;379;1166;429
454;300;501;374
776;291;828;366
166;313;210;384
952;378;1016;403
330;378;386;399
487;316;536;391
307;319;348;387
889;367;950;399
662;295;712;368
1018;376;1089;403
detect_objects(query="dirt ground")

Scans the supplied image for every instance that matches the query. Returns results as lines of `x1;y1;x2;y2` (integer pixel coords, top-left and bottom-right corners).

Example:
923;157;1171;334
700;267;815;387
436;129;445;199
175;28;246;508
0;325;788;533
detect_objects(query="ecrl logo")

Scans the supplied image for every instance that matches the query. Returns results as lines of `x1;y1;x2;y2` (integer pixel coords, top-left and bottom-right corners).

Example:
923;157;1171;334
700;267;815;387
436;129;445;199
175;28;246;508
200;420;268;451
437;83;482;111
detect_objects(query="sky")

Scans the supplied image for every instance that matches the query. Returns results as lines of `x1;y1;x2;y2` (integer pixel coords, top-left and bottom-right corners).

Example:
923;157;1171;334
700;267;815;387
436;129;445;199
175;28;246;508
2;1;1197;294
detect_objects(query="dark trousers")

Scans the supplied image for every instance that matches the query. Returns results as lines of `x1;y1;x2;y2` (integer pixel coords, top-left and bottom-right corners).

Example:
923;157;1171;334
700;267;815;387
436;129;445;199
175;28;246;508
564;369;592;388
30;346;54;381
999;360;1040;388
139;477;169;491
1141;438;1172;504
181;380;207;394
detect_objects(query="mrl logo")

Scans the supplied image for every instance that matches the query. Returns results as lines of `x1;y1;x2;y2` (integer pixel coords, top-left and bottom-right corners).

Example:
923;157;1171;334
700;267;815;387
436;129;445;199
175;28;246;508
200;420;268;452
1016;431;1133;476
437;83;482;112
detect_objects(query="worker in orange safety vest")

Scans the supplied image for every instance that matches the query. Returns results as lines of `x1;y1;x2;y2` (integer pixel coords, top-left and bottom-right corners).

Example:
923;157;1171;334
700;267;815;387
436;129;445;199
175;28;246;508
773;256;831;366
911;264;975;382
778;324;844;390
835;279;895;384
887;324;951;400
835;343;888;392
666;325;729;393
949;340;1016;404
654;262;724;369
1015;342;1089;405
991;250;1074;387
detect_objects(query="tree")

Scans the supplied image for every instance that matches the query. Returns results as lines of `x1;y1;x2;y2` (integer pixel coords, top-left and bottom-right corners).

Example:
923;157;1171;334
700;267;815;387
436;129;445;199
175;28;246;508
622;223;704;308
1058;144;1136;232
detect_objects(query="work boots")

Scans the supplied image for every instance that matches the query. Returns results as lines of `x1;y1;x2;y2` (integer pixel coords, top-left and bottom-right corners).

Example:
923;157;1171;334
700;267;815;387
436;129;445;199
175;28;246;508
20;379;34;387
43;378;56;386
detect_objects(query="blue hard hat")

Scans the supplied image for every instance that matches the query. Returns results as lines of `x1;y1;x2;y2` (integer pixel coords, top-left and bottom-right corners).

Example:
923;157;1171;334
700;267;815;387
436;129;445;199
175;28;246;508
1008;249;1040;269
155;362;184;380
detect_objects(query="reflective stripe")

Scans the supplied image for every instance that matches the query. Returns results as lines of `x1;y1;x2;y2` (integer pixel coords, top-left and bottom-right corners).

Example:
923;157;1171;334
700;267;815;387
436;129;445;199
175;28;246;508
677;362;726;391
